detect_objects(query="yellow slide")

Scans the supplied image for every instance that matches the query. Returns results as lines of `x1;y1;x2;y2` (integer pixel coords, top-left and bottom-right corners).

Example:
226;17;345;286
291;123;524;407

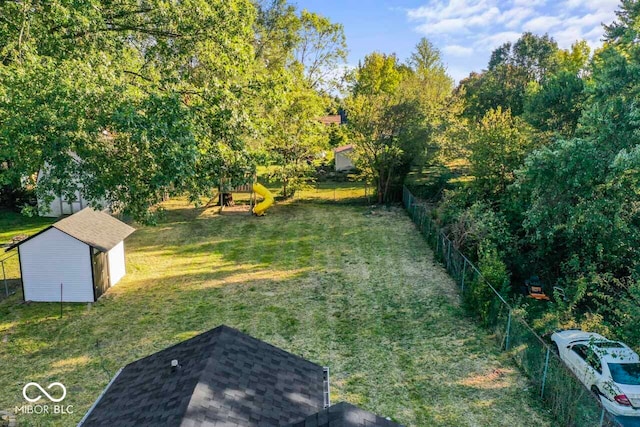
252;182;274;216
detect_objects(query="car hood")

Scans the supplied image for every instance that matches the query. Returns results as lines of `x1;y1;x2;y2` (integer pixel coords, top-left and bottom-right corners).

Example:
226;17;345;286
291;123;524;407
618;384;640;408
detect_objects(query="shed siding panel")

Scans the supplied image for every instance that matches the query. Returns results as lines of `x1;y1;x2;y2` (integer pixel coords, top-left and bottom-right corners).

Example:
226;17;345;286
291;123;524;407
21;228;94;302
107;241;126;287
335;151;354;172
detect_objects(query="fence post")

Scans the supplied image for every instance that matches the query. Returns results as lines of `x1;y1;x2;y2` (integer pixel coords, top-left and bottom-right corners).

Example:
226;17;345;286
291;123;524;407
540;347;550;398
447;239;452;270
435;232;440;255
599;408;605;427
505;310;512;350
461;258;467;293
2;260;7;297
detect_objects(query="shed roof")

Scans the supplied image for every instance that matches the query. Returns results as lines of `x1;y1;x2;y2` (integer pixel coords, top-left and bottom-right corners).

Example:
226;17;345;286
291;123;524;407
6;208;135;252
334;144;354;154
80;325;326;427
286;402;403;427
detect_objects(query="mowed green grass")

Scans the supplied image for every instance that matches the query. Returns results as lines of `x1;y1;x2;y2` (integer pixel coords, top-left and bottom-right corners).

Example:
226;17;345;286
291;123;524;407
0;210;55;246
0;187;552;426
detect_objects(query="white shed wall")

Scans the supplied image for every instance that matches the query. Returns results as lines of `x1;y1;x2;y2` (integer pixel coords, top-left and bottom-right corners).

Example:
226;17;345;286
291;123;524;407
107;241;126;287
20;228;94;302
335;150;355;172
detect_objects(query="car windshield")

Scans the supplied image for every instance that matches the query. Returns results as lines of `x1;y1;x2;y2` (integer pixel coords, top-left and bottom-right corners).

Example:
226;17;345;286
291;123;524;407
608;363;640;385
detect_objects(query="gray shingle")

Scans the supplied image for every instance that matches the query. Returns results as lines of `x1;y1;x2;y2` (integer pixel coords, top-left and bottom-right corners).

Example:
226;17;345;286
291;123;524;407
53;208;135;251
81;325;324;427
285;403;403;427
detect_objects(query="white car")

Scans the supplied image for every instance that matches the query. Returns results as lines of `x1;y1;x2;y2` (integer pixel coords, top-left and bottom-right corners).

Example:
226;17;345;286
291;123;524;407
551;330;640;417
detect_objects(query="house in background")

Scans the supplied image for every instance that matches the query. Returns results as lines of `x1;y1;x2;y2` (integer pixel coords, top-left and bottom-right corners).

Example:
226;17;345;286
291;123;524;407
7;208;135;302
334;144;355;172
79;325;402;427
36;153;110;217
319;114;343;125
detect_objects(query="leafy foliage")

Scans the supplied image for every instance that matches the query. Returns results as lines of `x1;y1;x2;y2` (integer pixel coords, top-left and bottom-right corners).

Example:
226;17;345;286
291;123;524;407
420;1;640;346
347;40;452;203
0;0;345;221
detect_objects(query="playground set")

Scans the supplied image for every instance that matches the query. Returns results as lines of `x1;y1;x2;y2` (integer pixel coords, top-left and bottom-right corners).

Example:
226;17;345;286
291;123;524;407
218;175;274;216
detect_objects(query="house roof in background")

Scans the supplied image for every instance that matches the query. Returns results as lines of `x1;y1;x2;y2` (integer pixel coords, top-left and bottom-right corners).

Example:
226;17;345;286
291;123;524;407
286;402;403;427
81;325;326;427
334;144;354;153
319;115;342;125
6;208;134;252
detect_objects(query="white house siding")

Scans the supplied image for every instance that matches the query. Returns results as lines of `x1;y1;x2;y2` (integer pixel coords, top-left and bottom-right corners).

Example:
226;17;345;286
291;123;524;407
38;188;91;217
20;228;94;302
36;169;109;217
107;241;126;287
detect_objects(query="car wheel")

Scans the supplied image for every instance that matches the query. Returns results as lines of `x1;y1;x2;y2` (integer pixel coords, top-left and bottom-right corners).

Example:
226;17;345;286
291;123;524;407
552;342;560;355
591;385;601;397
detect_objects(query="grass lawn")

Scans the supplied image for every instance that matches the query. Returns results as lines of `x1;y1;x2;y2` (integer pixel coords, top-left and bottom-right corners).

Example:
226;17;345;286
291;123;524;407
0;186;553;426
0;210;55;246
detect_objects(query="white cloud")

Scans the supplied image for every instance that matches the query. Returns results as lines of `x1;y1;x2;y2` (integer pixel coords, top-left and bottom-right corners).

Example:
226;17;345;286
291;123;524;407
476;31;522;48
522;16;563;32
416;18;468;34
498;7;536;29
563;0;619;12
443;44;474;56
405;0;620;77
446;65;473;83
514;0;546;5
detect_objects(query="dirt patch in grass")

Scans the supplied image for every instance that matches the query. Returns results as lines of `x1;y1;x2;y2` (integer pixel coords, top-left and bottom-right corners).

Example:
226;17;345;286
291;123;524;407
0;190;552;426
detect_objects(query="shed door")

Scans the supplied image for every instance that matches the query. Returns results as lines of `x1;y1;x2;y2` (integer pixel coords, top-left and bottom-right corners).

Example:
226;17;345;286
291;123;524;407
92;248;110;300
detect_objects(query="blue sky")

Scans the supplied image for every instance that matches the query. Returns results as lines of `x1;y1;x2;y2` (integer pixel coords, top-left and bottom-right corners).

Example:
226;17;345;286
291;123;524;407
294;0;621;82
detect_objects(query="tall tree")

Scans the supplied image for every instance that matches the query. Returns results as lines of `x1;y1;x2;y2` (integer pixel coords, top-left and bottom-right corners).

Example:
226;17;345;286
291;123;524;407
294;10;347;90
468;108;532;198
0;0;345;221
346;40;452;203
523;41;590;137
459;33;559;118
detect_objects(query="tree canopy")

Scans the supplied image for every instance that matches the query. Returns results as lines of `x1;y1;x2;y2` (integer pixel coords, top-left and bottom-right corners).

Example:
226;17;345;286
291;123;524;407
0;0;345;220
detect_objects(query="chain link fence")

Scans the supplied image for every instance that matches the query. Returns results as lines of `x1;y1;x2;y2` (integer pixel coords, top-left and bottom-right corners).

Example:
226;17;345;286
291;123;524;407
0;250;21;301
403;186;622;427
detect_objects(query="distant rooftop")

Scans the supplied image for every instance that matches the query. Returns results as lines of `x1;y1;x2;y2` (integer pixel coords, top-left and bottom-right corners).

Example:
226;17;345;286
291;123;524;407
319;115;343;125
334;144;354;153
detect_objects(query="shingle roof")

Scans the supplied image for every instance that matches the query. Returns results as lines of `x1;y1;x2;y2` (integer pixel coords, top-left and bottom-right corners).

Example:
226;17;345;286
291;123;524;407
53;208;135;252
6;207;135;252
81;325;325;427
286;402;403;427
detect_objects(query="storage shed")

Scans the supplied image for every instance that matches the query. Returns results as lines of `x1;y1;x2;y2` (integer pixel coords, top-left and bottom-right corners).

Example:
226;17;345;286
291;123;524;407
7;208;135;302
334;144;355;172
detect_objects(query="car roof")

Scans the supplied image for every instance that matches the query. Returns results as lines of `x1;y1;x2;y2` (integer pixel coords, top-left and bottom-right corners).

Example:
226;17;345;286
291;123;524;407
597;347;639;363
554;330;607;344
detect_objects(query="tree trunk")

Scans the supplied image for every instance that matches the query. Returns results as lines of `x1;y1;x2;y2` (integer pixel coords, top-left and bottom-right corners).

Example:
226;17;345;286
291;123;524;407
383;167;393;203
377;168;385;204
